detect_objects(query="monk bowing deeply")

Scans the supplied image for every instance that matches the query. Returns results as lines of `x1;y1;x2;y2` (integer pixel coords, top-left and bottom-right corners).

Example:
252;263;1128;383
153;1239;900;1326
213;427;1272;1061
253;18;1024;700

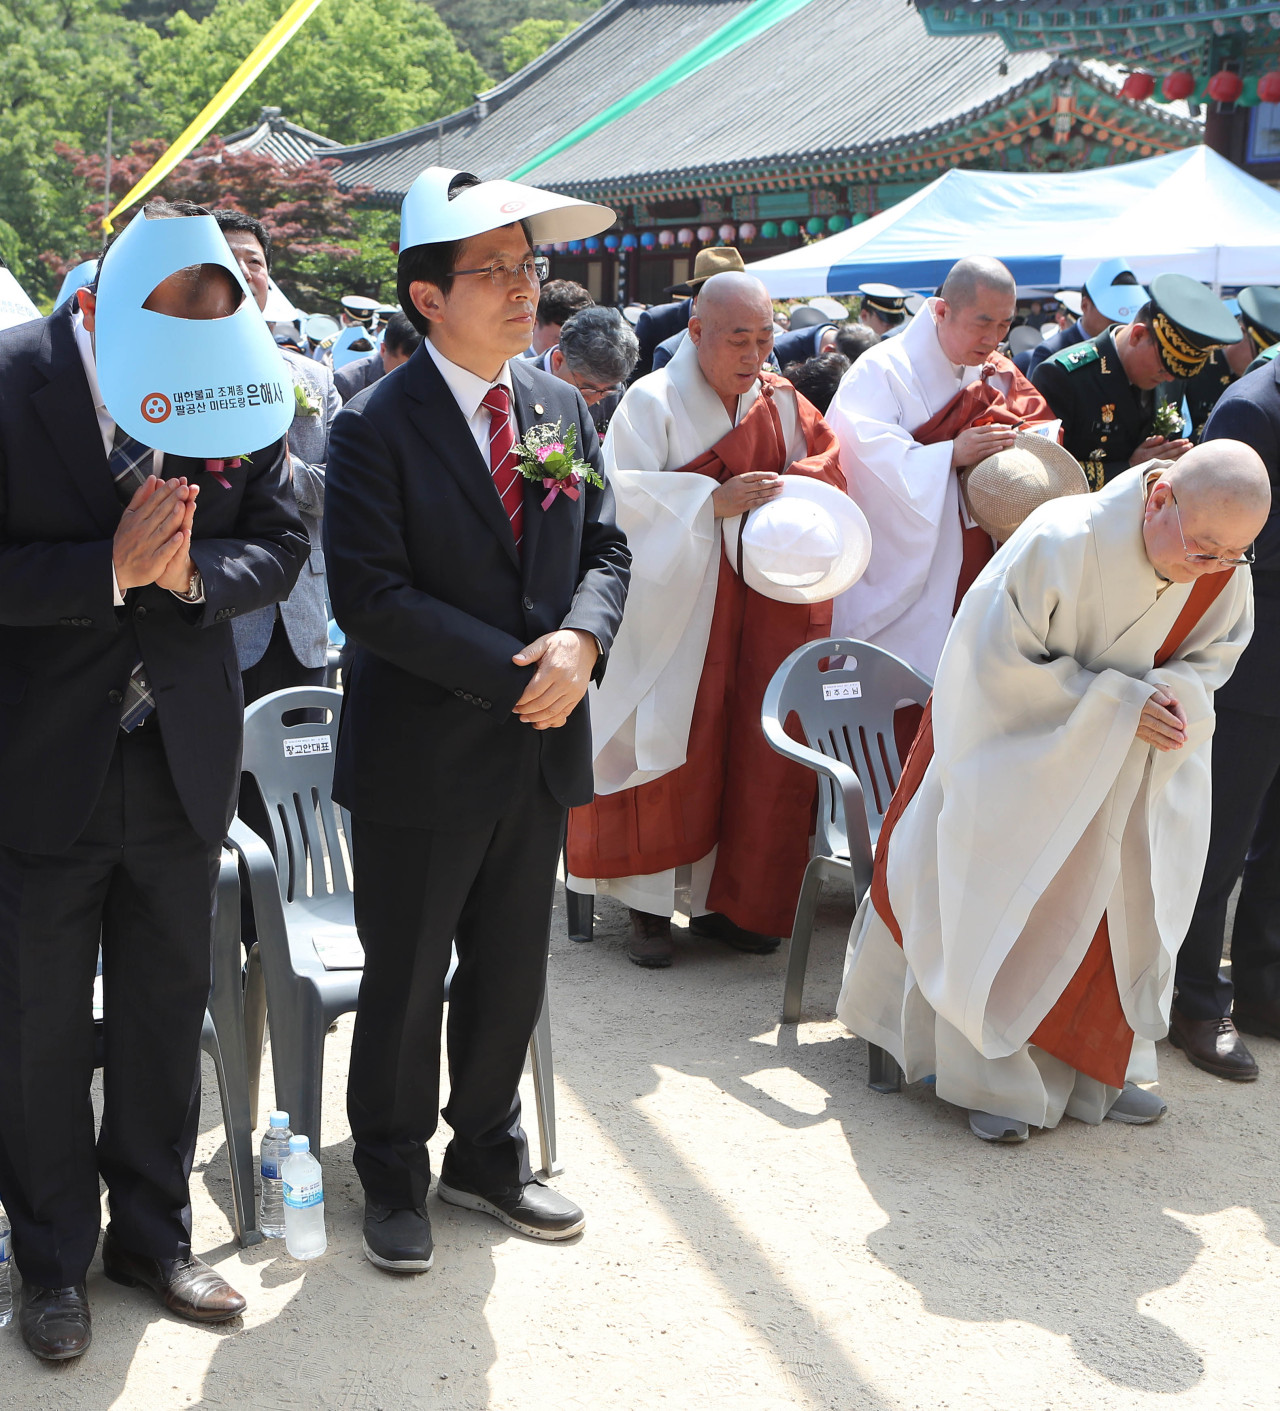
567;272;847;967
837;441;1270;1141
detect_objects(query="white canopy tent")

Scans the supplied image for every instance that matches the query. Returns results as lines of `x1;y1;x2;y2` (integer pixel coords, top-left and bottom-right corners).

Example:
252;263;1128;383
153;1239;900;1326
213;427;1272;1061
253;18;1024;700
746;147;1280;297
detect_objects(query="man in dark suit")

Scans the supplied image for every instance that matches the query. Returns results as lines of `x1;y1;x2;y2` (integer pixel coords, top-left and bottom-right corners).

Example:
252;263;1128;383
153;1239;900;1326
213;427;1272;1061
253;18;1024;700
325;167;629;1274
0;204;308;1361
1170;357;1280;1080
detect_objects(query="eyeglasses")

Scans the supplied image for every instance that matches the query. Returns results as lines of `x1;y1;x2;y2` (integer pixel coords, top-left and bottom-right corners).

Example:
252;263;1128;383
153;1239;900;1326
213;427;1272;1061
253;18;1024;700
566;368;619;403
452;256;549;289
1169;488;1256;567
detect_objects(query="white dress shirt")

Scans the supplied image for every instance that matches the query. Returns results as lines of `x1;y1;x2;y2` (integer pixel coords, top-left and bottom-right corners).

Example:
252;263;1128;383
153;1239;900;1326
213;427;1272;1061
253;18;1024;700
423;335;515;461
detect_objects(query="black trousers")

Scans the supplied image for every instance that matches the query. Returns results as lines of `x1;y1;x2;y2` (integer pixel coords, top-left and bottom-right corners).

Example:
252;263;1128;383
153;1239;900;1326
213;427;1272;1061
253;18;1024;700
0;723;219;1288
1176;706;1280;1020
346;747;566;1208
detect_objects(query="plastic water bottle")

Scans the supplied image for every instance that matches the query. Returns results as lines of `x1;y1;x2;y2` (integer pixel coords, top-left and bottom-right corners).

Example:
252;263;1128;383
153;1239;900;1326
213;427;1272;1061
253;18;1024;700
258;1111;292;1239
281;1135;326;1260
0;1204;12;1328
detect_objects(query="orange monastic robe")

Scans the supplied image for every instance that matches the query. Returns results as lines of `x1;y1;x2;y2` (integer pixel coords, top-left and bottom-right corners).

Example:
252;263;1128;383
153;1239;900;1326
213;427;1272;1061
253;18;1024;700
567;377;843;938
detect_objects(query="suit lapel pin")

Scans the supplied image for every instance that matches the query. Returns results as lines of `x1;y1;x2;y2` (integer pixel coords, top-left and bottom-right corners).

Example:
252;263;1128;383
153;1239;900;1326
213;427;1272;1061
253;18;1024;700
533;404;544;416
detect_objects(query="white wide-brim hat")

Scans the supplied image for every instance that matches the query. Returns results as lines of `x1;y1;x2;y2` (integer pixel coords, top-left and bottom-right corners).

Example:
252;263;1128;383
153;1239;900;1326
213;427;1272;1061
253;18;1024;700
962;431;1089;542
400;166;615;252
722;478;872;604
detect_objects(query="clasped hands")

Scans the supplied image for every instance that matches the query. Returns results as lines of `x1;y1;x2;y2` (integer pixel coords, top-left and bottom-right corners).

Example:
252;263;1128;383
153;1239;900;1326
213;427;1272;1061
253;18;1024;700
1136;686;1188;752
511;629;599;730
112;475;200;593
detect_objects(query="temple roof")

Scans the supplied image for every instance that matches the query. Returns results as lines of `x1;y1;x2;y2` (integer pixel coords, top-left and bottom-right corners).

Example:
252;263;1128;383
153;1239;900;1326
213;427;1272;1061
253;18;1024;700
224;0;1201;205
223;108;340;166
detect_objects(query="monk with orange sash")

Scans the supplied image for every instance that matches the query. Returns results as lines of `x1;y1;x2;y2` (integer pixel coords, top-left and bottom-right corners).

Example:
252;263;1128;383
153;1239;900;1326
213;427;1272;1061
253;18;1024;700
837;443;1269;1141
566;273;848;967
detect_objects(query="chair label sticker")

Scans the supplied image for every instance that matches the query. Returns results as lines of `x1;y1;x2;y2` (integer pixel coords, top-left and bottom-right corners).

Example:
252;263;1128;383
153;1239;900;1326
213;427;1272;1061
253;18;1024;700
822;682;862;701
283;735;333;757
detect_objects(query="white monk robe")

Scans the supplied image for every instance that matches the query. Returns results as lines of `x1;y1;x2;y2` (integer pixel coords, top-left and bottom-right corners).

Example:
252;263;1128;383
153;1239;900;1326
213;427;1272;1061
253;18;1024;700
837;467;1254;1127
827;299;1056;678
567;334;809;919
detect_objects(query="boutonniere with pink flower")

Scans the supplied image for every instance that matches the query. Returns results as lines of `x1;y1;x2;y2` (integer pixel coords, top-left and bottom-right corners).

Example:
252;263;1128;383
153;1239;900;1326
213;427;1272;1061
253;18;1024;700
515;420;602;509
204;452;252;489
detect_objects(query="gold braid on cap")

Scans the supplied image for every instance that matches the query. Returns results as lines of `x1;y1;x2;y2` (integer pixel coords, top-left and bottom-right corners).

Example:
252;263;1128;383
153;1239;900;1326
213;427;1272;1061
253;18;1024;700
1152;310;1209;379
1244;318;1273;354
862;296;904;321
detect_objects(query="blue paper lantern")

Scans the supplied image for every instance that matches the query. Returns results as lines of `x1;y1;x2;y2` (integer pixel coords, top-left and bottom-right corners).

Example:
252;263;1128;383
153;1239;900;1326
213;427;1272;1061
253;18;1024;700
604;234;620;251
621;233;638;251
568;240;583;253
585;237;600;253
640;231;656;249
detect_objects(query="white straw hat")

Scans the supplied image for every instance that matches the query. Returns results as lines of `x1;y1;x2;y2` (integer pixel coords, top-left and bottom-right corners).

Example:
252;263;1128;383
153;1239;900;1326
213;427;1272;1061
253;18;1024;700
722;478;872;604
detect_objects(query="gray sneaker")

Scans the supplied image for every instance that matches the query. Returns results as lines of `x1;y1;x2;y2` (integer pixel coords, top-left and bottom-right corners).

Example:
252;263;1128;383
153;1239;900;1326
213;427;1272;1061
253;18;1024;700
968;1110;1029;1142
1105;1082;1168;1125
362;1200;434;1272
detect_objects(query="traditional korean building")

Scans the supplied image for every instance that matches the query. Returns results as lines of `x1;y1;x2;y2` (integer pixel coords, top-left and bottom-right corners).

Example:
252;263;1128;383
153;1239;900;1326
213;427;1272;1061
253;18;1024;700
229;0;1201;304
913;1;1280;179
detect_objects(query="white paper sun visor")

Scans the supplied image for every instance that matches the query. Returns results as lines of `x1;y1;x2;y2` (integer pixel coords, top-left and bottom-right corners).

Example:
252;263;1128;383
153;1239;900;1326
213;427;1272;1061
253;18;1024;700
95;211;293;456
399;167;615;252
0;266;40;332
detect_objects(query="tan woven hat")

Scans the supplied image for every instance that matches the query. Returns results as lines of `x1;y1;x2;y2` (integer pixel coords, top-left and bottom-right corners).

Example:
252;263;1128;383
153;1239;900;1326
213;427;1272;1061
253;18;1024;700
665;246;745;296
962;432;1089;542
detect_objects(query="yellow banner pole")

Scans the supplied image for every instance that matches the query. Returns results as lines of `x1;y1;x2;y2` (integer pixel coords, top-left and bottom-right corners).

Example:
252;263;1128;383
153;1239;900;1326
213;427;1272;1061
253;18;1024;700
104;0;326;233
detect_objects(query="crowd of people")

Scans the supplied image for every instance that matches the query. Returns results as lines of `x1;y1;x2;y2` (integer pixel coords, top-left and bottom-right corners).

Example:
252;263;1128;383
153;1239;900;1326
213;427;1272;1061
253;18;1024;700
0;159;1276;1367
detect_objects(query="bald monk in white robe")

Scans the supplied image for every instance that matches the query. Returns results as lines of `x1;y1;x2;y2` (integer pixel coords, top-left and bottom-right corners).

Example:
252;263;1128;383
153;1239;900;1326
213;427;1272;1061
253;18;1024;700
837;442;1269;1140
828;257;1056;678
567;273;844;966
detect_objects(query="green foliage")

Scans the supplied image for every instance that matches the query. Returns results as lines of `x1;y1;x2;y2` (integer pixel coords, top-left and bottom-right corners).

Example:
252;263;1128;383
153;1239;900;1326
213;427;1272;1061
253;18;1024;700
288;206;400;308
143;0;487;147
502;16;578;74
431;0;600;81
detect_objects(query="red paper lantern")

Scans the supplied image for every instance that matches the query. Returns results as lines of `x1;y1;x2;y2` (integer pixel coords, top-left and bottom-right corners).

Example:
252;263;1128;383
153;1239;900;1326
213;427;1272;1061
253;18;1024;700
1208;69;1244;104
1121;71;1155;102
1259;71;1280;104
1161;69;1196;102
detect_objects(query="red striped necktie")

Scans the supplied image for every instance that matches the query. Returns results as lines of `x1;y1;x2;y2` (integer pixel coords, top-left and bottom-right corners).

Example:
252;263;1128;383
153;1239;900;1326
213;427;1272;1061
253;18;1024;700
482;384;523;552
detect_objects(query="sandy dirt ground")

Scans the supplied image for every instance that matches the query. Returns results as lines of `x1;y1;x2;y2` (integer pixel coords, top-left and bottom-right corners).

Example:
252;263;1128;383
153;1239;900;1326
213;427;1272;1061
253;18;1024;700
3;877;1279;1410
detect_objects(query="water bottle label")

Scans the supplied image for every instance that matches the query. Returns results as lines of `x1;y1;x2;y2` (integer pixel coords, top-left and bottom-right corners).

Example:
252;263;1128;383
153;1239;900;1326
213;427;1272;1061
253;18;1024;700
0;1232;8;1263
261;1160;280;1180
283;1177;323;1209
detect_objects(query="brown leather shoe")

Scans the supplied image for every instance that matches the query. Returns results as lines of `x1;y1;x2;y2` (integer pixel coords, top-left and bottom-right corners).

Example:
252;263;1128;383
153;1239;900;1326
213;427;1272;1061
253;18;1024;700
18;1282;91;1361
1169;1007;1259;1081
626;909;673;968
1233;998;1280;1042
102;1229;246;1323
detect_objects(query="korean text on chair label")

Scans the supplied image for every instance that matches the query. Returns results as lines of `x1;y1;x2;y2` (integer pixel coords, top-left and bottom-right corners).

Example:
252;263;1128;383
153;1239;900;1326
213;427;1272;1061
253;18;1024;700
822;682;862;701
283;735;333;757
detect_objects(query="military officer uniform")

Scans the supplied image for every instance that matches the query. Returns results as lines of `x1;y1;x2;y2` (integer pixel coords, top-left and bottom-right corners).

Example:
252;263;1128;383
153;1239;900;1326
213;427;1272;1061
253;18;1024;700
1032;273;1242;490
858;282;908;338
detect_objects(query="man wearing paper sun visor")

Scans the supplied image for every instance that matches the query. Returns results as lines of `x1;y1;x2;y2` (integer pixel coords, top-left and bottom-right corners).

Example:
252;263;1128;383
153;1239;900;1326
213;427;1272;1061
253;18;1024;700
0;200;307;1362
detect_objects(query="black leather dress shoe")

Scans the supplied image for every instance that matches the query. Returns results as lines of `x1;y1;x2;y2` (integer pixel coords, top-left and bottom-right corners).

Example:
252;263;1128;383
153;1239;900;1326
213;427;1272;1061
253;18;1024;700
18;1282;91;1361
1169;1007;1259;1080
362;1200;433;1273
102;1230;245;1323
437;1167;585;1242
689;911;781;954
1233;998;1280;1042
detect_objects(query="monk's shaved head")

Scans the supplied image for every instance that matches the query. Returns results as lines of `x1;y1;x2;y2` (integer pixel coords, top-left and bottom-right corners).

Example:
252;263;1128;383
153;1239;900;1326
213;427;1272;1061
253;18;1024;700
694;272;773;328
1144;438;1271;582
940;256;1016;311
688;272;775;408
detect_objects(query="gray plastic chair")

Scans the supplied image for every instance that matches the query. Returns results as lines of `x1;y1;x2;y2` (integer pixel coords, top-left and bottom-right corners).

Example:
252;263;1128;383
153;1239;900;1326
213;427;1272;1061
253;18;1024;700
232;686;562;1176
761;638;931;1088
93;846;261;1247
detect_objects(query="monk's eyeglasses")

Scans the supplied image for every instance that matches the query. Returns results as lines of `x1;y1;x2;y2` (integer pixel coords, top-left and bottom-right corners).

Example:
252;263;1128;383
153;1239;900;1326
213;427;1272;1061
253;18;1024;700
1169;488;1256;567
452;256;549;290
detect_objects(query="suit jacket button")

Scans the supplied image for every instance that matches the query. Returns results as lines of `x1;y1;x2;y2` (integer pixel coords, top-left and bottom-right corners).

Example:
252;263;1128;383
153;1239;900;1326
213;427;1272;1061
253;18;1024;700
108;689;123;704
522;596;534;610
454;688;463;697
135;605;147;619
59;618;70;626
464;692;473;702
482;701;492;710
